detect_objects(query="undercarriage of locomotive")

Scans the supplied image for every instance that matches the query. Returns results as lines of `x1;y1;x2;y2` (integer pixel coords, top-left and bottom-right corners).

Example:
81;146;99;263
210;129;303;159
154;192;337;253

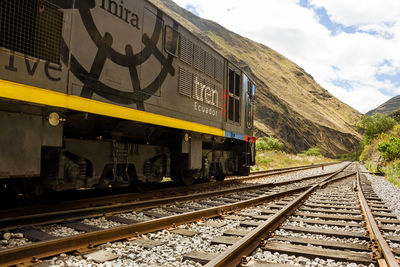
0;108;249;196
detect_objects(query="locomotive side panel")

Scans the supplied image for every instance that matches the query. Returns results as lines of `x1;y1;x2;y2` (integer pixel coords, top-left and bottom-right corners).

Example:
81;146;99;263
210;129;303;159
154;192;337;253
0;0;70;93
171;27;226;129
0;109;42;178
0;0;240;133
0;0;71;180
0;0;250;134
65;0;228;131
67;0;150;108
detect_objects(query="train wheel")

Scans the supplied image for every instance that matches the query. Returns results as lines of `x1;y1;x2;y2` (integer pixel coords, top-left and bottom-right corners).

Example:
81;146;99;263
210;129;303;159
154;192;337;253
126;165;153;191
181;169;201;186
97;176;112;190
181;175;194;185
172;167;200;186
214;163;226;181
132;180;154;191
214;173;226;181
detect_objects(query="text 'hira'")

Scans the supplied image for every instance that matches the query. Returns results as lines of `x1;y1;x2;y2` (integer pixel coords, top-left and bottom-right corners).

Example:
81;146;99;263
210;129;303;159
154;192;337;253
101;0;140;29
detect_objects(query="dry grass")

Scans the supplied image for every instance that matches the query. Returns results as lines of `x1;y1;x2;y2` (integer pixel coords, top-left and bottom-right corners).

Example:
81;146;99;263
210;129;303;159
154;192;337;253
252;151;335;171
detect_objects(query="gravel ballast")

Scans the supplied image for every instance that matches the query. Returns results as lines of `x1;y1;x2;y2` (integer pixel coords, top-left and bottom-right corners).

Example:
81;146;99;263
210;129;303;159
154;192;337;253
360;165;400;220
6;162;376;266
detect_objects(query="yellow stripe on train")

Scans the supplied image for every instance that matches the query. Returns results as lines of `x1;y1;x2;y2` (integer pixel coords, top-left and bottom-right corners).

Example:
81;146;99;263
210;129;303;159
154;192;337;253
0;79;226;137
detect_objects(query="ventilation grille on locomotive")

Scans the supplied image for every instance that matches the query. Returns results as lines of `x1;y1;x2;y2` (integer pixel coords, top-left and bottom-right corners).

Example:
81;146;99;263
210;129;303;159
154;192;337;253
193;44;205;72
215;85;222;107
180;36;193;66
205;52;215;78
179;67;193;97
0;0;63;64
215;60;224;83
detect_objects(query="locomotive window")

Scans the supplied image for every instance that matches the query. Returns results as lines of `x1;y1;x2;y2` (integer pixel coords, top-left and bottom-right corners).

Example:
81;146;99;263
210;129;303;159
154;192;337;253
228;68;241;124
235;73;241;96
246;79;255;128
229;69;235;94
228;97;234;121
234;99;240;122
247;99;253;128
250;83;255;98
0;0;63;64
165;26;180;56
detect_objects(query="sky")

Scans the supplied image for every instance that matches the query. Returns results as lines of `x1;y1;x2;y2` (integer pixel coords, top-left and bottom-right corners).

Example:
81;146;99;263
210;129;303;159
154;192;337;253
171;0;400;113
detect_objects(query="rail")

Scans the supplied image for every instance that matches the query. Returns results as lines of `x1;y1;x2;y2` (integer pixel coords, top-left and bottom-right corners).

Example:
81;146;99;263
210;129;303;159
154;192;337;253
0;171;337;230
356;171;399;267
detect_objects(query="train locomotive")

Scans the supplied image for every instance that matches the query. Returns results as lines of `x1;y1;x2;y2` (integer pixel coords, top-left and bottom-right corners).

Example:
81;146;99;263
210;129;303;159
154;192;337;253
0;0;256;195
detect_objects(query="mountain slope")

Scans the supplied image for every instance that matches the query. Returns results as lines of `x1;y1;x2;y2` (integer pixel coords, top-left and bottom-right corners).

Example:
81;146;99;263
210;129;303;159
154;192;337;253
153;0;362;156
366;95;400;115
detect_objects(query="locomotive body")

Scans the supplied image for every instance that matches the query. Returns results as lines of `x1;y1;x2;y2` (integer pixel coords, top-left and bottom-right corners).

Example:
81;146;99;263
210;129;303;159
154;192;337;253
0;0;256;193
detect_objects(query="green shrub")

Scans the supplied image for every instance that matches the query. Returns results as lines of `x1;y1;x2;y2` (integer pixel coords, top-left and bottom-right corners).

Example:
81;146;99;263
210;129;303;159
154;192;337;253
377;137;400;161
256;137;283;152
305;147;322;156
256;157;273;164
337;150;362;161
359;143;372;162
357;114;396;144
385;160;400;188
297;147;322;157
364;160;379;172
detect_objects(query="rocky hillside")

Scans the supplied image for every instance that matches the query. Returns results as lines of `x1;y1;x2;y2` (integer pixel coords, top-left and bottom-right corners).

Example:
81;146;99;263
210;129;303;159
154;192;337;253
367;95;400;115
153;0;362;156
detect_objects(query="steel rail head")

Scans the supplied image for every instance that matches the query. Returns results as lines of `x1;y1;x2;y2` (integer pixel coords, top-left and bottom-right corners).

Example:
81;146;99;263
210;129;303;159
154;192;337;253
250;161;340;175
318;171;356;188
356;171;399;267
248;161;340;179
0;185;311;266
318;162;354;187
248;169;336;181
0;170;338;230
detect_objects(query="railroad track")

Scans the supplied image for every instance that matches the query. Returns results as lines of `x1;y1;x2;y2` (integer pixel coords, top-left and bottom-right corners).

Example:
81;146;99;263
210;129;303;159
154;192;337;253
248;161;339;177
0;161;341;228
203;165;400;267
0;163;350;266
0;161;340;211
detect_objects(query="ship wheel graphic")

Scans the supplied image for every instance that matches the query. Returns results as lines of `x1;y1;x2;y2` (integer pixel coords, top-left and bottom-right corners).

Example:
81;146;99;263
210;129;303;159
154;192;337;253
54;0;175;110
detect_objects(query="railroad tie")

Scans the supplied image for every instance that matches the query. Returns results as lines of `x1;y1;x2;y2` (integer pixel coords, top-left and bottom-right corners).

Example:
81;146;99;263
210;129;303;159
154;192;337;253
19;227;57;242
263;241;374;264
62;221;103;232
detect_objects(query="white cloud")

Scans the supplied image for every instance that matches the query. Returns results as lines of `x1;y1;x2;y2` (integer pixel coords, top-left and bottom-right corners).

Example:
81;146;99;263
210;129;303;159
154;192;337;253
172;0;400;113
326;83;390;113
310;0;400;26
377;61;398;76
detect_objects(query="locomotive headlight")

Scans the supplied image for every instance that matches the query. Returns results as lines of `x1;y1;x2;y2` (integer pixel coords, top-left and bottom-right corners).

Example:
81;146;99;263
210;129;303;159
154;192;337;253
184;132;190;142
48;112;64;126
